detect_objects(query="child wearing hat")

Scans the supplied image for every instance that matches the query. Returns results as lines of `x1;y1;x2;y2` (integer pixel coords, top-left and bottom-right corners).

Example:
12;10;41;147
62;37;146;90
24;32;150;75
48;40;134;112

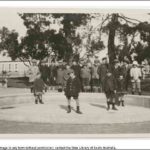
103;69;118;111
64;71;82;114
117;75;126;107
33;72;45;104
130;61;142;95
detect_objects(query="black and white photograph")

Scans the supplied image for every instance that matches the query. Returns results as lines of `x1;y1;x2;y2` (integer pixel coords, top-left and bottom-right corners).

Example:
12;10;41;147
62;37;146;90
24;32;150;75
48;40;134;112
0;7;150;136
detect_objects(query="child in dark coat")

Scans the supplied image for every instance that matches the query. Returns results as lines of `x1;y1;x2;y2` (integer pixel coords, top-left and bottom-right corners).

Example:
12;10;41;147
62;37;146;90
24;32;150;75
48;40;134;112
117;75;126;106
103;69;117;111
114;62;127;107
33;72;45;104
65;71;82;114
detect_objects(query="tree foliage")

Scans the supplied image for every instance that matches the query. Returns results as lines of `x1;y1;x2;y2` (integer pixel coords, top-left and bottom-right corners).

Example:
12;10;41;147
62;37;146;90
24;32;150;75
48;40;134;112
1;13;150;66
0;27;19;60
99;13;150;65
18;13;89;62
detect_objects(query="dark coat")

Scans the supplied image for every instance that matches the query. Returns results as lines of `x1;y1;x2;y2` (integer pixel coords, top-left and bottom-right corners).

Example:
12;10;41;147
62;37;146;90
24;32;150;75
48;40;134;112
97;64;108;81
65;77;81;97
80;67;91;79
113;66;121;79
91;65;99;79
48;65;57;85
117;78;125;92
63;68;74;81
113;66;127;93
56;68;65;85
71;65;81;78
121;65;128;78
49;65;57;78
39;65;49;84
33;78;45;92
103;75;117;92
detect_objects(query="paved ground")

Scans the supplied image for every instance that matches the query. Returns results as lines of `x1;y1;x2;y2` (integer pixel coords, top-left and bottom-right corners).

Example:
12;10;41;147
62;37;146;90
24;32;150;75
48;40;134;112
0;87;30;96
1;99;150;124
1;120;150;134
0;88;150;134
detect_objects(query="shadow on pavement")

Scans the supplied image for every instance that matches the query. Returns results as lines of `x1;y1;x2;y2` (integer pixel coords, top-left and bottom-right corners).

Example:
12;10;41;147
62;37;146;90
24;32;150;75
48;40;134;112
1;106;15;109
90;103;106;109
59;105;76;112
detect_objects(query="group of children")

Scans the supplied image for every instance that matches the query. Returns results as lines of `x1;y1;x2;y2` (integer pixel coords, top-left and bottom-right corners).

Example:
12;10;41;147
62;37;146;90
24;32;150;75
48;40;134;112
30;56;144;113
103;68;126;111
32;61;127;114
32;69;82;114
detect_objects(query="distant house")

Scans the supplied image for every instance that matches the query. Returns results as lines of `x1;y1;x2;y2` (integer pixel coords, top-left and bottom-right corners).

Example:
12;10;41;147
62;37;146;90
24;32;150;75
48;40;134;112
0;61;30;78
0;51;29;78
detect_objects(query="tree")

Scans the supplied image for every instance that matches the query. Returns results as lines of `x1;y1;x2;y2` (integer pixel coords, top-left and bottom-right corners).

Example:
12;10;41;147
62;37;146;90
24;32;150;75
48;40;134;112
94;13;144;67
51;13;89;62
3;12;150;67
0;27;19;60
107;14;119;66
19;13;89;63
76;14;106;59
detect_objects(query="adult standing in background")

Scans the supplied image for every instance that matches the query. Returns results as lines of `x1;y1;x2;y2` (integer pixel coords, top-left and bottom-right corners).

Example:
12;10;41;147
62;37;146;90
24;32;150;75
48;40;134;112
97;57;108;91
48;62;57;90
56;64;65;92
121;60;131;91
94;55;100;65
80;65;91;92
91;62;99;92
39;61;49;85
141;59;150;79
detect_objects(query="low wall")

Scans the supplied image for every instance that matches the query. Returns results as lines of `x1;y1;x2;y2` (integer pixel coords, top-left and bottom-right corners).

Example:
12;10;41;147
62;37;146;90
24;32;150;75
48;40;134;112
125;95;150;108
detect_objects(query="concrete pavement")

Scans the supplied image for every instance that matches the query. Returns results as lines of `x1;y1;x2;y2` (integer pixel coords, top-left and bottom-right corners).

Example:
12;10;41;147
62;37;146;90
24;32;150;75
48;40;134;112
0;91;150;125
0;88;150;133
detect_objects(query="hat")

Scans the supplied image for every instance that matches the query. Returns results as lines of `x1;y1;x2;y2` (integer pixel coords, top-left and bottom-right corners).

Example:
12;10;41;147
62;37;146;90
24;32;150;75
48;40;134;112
133;61;138;66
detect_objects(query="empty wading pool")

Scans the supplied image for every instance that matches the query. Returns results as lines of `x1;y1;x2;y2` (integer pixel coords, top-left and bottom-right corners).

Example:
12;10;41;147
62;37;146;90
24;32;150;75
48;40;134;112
0;92;150;124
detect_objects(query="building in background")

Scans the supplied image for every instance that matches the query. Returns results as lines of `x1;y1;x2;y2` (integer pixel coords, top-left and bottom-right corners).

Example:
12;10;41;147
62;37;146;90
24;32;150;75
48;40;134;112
0;51;29;78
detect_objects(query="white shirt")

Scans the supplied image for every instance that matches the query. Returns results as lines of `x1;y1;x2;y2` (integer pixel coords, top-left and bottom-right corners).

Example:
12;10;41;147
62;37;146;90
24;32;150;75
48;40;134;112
130;67;142;82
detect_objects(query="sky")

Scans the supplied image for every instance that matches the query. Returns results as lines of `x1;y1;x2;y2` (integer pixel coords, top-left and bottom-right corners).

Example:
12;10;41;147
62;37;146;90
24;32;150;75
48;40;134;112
0;9;27;37
0;8;150;38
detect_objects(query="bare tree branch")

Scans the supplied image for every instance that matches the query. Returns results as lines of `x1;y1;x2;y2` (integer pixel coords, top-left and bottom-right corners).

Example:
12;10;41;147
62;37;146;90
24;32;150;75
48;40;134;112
80;14;111;39
96;14;111;36
121;14;142;23
119;14;142;26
